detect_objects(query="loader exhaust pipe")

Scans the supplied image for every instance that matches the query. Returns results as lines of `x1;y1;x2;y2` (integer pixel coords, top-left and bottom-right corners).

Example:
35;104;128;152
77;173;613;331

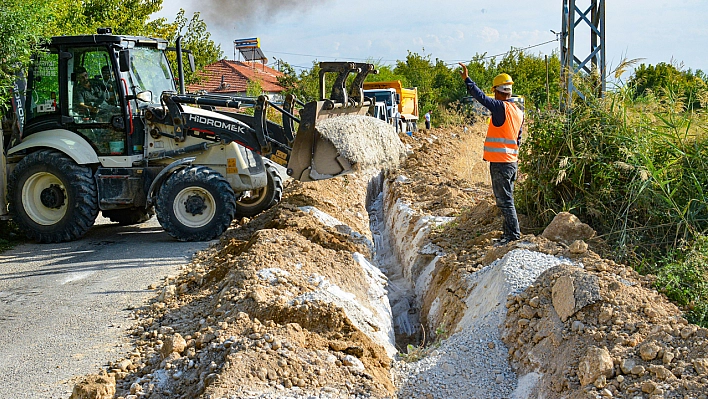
0;125;8;219
176;36;186;95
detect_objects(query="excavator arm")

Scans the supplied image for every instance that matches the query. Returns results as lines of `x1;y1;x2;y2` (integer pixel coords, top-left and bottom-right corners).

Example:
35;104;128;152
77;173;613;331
149;62;378;181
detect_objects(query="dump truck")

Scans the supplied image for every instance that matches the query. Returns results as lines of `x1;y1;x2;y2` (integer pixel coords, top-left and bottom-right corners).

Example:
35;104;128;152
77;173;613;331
363;81;419;133
0;28;380;242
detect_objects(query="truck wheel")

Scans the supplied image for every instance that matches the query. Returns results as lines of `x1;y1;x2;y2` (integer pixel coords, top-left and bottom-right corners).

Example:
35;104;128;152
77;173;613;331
234;163;283;218
155;166;236;241
102;207;154;226
8;149;98;243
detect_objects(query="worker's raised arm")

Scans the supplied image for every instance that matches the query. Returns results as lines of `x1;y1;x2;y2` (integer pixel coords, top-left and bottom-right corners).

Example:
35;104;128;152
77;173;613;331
458;63;506;125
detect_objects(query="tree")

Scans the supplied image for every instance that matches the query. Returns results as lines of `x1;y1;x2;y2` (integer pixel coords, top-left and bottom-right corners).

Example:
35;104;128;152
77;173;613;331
47;0;162;36
0;0;52;111
628;62;707;109
393;52;437;114
276;61;322;103
459;50;561;109
150;10;222;85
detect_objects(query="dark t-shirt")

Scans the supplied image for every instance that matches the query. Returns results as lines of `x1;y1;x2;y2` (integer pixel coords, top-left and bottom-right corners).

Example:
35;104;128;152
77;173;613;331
74;80;106;109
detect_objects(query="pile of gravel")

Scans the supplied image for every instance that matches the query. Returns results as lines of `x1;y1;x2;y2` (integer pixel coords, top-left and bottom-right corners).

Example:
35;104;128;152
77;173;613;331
394;249;574;399
315;115;406;172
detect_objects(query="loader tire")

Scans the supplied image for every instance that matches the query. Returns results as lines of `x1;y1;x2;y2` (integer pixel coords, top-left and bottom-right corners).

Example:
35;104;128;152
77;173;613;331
102;207;154;226
8;149;98;243
234;163;283;218
155;166;236;241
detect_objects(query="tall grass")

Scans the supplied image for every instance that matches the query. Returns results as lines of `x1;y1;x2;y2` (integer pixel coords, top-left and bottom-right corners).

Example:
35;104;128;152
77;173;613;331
517;81;708;326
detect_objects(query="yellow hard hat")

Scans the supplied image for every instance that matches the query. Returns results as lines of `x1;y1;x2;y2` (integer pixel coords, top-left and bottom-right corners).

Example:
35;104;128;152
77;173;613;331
492;73;514;88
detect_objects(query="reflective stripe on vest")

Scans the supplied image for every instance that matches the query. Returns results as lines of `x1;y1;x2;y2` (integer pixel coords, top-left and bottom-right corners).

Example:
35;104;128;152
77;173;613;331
483;101;524;163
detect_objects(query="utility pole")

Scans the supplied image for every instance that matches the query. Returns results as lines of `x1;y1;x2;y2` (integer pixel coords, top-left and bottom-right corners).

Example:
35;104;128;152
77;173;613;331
561;0;606;107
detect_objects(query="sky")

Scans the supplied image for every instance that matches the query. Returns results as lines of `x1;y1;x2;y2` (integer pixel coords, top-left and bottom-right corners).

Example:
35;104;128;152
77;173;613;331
151;0;707;78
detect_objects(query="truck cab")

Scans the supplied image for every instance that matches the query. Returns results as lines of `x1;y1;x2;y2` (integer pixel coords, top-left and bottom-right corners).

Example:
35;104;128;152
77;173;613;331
363;81;419;133
364;88;398;126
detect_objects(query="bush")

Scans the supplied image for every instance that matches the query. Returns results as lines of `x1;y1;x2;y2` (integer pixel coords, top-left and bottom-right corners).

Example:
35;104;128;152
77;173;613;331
519;84;708;252
652;236;708;326
517;81;708;326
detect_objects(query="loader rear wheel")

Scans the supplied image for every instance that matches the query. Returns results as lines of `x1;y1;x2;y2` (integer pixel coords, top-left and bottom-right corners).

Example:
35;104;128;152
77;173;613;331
102;207;154;226
8;150;98;243
155;166;236;241
234;163;283;218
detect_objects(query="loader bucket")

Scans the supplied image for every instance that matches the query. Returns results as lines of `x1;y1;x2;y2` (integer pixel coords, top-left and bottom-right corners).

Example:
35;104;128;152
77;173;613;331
287;100;369;182
283;61;409;182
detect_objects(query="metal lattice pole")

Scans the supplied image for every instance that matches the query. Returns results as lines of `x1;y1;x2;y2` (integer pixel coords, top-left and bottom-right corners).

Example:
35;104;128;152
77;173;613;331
561;0;606;107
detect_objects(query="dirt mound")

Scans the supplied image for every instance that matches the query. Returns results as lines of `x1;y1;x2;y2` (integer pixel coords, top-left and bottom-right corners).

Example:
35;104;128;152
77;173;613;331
503;258;708;398
71;124;708;399
105;177;396;399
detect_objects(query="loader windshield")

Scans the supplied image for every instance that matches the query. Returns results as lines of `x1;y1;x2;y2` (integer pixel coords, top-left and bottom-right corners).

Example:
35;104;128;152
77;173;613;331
128;47;175;102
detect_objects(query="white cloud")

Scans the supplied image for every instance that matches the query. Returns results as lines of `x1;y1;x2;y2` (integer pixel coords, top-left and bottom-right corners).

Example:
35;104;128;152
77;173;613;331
426;35;442;45
479;27;500;43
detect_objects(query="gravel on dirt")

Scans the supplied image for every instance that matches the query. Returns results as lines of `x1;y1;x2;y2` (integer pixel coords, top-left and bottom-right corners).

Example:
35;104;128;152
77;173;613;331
394;249;574;399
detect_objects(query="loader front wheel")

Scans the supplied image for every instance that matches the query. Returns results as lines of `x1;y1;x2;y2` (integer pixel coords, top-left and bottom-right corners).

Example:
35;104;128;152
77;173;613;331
234;163;283;218
8;150;99;243
155;166;236;241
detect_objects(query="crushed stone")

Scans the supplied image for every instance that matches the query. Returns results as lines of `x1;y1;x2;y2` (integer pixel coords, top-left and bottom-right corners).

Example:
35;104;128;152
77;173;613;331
315;115;406;172
394;249;574;399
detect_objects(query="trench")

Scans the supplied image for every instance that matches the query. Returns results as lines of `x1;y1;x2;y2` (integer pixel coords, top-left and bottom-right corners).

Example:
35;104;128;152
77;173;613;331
364;172;451;350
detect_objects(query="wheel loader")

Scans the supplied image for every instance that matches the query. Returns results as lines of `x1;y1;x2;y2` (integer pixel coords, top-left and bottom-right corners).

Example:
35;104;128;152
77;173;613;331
0;28;378;242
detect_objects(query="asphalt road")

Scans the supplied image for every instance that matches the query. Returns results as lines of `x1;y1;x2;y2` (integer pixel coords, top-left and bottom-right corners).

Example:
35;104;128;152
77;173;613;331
0;216;212;398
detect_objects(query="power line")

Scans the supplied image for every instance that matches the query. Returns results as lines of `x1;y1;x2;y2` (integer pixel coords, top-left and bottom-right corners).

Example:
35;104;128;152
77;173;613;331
443;38;560;66
267;37;559;69
268;50;396;63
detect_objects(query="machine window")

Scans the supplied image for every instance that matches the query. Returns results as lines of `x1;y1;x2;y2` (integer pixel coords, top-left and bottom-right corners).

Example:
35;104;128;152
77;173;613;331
28;52;59;121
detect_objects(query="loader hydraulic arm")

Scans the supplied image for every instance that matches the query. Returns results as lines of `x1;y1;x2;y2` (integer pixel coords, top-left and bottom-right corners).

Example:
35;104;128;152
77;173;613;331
148;92;297;166
147;61;379;178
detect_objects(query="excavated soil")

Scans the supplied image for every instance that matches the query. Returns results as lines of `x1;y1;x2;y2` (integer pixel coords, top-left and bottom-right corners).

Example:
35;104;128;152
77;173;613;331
70;124;708;399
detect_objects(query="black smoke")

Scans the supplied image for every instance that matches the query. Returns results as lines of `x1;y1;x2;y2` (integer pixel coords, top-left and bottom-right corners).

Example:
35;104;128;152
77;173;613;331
193;0;331;29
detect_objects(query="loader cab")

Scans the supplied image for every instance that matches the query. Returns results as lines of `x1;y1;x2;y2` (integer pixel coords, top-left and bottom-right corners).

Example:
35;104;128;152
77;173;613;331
23;30;175;159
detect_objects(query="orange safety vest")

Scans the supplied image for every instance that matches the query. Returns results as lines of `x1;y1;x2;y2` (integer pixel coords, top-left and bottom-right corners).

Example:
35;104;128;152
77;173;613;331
483;101;524;163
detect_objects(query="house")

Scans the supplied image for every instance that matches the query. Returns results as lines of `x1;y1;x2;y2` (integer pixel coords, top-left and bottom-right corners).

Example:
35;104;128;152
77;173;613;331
186;60;285;102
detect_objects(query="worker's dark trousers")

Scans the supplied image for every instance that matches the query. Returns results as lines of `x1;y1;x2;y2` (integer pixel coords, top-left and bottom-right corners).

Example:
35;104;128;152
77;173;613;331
490;161;521;241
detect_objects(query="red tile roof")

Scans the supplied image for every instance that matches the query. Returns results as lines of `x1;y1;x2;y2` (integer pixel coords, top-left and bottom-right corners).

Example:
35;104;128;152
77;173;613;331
187;60;284;94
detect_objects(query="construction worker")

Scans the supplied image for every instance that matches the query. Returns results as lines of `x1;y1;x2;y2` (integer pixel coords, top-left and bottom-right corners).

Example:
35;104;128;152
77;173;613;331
424;111;431;130
458;63;524;245
100;65;118;105
74;66;107;117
